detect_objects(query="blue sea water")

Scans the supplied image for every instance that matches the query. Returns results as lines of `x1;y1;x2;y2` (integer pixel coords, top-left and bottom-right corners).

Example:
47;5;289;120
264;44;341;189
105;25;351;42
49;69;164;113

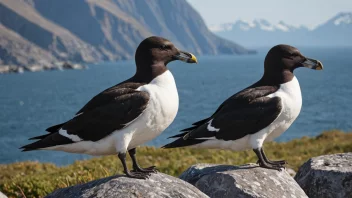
0;47;351;165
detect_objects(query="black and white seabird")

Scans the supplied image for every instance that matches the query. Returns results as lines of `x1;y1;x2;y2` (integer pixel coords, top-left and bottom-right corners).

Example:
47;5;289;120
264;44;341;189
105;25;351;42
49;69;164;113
163;45;323;170
21;36;197;179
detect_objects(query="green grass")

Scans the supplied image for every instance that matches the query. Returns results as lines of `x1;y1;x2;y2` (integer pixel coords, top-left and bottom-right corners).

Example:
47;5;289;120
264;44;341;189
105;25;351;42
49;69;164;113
1;130;351;198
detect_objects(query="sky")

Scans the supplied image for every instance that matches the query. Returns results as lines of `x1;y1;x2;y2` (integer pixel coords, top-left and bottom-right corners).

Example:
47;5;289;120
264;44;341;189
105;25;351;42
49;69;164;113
187;0;352;28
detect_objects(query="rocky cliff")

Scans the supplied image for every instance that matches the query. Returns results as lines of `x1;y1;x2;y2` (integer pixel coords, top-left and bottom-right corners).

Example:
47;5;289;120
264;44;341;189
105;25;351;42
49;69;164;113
0;0;253;70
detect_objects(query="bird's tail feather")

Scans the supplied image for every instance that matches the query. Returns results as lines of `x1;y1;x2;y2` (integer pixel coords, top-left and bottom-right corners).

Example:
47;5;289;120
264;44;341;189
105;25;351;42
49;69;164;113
162;137;206;149
180;126;197;132
167;132;188;139
180;118;210;132
28;134;51;140
20;133;73;152
46;123;65;133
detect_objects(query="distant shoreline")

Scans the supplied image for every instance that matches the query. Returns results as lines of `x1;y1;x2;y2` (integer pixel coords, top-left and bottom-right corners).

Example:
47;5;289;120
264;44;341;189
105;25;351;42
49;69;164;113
0;62;87;74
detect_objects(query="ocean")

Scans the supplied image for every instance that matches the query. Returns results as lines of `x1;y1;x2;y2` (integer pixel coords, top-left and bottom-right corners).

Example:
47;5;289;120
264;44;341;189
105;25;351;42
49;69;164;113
0;47;351;165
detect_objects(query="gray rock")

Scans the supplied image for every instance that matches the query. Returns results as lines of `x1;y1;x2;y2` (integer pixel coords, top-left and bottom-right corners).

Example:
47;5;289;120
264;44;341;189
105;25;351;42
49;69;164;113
286;168;297;177
0;65;25;73
180;163;307;198
294;153;352;198
0;65;11;74
0;191;8;198
24;65;44;72
46;172;208;198
62;62;86;70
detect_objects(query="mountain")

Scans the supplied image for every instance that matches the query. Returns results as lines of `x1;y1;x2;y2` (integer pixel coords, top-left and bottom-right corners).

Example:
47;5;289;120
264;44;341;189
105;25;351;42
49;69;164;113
211;20;308;33
0;23;58;67
0;0;253;70
211;12;352;47
311;12;352;46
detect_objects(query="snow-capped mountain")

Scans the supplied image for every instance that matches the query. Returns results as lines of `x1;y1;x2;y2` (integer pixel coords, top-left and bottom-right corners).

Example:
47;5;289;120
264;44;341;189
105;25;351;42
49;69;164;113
332;12;352;26
211;12;352;47
210;19;307;33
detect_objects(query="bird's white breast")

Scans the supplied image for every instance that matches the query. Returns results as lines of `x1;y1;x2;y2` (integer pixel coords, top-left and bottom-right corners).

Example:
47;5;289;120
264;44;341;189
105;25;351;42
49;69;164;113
265;76;302;141
127;70;179;149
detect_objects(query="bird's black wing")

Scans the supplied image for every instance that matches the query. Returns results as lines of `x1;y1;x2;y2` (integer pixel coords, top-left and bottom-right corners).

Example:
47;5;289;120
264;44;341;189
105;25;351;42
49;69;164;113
22;83;149;151
61;90;149;141
75;82;144;115
45;82;145;133
178;86;282;141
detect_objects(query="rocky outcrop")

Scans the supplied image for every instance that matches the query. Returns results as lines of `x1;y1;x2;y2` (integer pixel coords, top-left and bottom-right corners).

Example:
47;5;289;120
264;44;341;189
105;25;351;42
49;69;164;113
0;23;58;68
0;0;103;64
46;172;208;198
0;191;7;198
0;65;23;74
180;163;307;198
295;153;352;198
0;62;86;74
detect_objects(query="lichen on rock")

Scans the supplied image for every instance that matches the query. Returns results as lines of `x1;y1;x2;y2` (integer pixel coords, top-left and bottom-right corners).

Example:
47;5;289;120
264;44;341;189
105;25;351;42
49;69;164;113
180;163;307;198
295;153;352;198
46;172;208;198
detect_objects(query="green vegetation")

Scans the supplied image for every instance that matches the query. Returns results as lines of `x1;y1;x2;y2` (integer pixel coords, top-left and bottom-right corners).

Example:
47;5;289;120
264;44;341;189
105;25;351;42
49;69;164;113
1;130;351;198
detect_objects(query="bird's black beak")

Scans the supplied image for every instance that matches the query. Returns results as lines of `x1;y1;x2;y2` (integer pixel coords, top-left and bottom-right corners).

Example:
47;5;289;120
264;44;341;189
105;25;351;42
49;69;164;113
302;57;323;70
173;50;198;64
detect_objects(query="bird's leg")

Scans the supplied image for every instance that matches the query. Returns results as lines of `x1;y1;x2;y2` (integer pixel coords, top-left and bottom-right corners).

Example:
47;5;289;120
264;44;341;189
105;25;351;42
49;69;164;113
260;148;286;165
253;148;282;171
117;152;149;179
128;148;157;173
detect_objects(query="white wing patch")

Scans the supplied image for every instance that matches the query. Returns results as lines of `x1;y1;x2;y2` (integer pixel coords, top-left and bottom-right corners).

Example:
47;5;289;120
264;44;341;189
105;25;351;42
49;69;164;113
207;119;220;132
59;129;83;142
194;137;216;140
75;112;83;117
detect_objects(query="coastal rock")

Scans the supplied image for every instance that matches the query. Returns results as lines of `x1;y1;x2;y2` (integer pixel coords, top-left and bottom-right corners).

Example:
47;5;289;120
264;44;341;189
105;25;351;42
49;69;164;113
0;65;24;74
0;191;7;198
24;65;44;72
286;168;297;177
46;172;208;198
62;62;86;70
180;163;307;198
0;65;11;74
294;153;352;198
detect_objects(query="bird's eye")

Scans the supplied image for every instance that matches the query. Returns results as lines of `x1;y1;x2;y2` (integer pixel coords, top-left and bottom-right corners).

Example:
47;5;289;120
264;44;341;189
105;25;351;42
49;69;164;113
160;45;167;50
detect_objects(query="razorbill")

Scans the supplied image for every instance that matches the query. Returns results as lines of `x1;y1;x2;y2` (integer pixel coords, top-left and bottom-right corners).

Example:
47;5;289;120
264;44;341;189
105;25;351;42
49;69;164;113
163;45;323;170
21;36;198;179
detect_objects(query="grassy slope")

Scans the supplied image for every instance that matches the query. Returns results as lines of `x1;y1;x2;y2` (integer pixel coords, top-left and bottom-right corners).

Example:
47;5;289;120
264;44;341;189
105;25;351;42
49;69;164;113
1;130;351;197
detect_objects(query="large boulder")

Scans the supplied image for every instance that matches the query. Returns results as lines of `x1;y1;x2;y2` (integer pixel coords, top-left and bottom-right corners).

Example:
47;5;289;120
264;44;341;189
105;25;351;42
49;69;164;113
294;153;352;198
0;191;7;198
46;172;208;198
180;163;307;198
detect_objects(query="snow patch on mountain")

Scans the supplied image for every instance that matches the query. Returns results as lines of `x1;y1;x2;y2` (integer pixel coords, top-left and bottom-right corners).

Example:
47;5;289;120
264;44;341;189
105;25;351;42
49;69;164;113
333;12;352;25
210;19;306;32
210;12;352;47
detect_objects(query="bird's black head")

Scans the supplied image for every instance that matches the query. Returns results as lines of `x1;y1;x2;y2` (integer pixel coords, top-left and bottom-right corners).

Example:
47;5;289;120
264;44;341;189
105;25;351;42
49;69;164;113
134;36;197;82
263;44;323;83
